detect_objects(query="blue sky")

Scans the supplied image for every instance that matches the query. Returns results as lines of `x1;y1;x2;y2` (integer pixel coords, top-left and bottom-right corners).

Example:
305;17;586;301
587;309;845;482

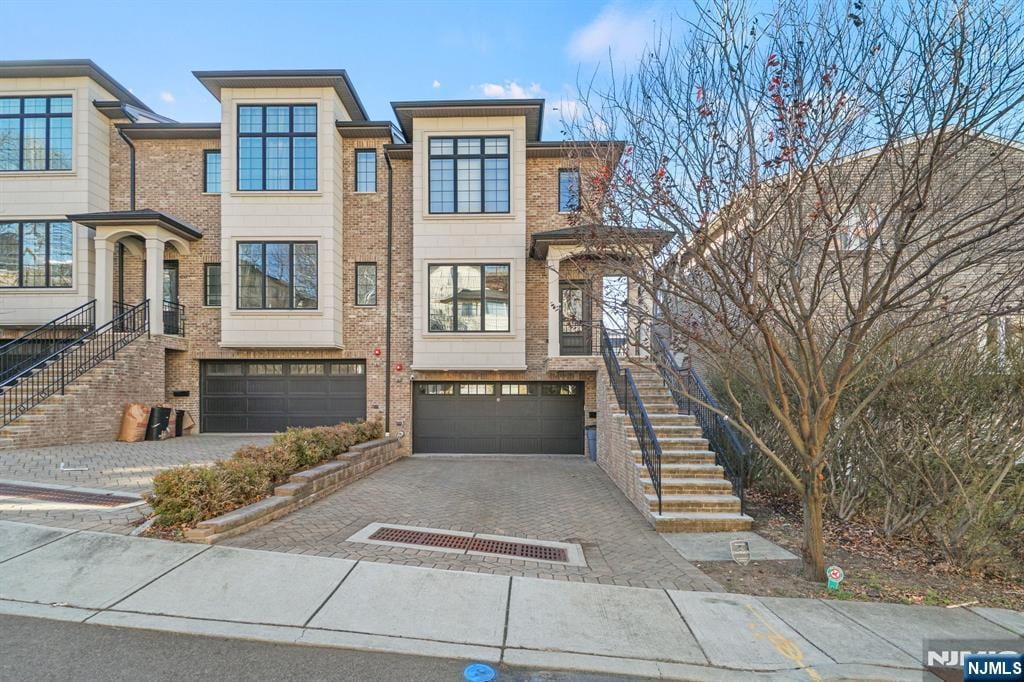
0;0;689;140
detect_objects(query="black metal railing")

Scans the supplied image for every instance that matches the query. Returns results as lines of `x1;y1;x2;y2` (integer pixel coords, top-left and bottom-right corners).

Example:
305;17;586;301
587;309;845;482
652;333;749;513
1;300;149;428
162;300;185;337
0;300;96;385
601;326;663;513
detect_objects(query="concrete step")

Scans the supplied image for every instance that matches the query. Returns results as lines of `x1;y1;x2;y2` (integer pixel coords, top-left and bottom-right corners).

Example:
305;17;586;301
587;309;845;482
642;478;732;494
651;511;754;532
648;494;741;513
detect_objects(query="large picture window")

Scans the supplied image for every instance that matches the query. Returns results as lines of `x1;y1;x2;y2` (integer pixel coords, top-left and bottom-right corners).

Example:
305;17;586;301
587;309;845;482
428;263;510;332
0;96;73;172
0;221;73;288
428;137;509;214
237;104;317;191
236;241;317;309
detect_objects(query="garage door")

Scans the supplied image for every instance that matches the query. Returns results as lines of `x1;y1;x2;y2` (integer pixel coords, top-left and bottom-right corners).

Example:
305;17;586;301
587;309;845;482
201;360;366;433
413;381;584;454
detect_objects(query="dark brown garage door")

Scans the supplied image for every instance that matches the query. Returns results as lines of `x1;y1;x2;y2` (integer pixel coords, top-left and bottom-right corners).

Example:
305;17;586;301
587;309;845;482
201;360;366;433
413;381;584;454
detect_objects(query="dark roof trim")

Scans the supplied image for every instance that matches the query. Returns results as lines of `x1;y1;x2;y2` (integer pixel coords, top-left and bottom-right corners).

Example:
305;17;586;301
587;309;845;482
67;209;203;241
530;225;674;259
117;122;221;140
391;99;545;143
526;140;626;158
383;143;412;159
335;120;400;142
0;59;152;112
192;70;368;121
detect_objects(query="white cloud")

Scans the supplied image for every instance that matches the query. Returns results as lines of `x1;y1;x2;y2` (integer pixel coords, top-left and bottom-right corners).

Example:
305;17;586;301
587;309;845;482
478;81;544;99
432;79;441;89
568;3;658;64
552;98;583;121
159;91;175;104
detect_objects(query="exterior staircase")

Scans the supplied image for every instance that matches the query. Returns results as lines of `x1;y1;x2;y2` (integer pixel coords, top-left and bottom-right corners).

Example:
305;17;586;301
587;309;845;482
622;363;753;532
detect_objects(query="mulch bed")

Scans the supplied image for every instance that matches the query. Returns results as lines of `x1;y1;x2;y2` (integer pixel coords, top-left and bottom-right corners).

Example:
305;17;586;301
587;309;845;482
694;489;1024;610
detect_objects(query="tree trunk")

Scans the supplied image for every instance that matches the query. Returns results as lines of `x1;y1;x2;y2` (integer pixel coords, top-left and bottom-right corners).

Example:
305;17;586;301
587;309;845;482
802;474;827;582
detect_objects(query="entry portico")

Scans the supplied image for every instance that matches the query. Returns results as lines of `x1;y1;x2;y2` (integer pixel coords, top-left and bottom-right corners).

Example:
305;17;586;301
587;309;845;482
67;209;202;335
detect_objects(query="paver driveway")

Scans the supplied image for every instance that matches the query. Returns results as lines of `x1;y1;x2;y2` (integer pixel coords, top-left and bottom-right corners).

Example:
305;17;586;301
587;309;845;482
225;455;721;591
0;435;270;534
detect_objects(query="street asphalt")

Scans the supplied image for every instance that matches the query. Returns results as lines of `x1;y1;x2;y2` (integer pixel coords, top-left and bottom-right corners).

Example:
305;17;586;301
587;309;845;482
0;614;639;682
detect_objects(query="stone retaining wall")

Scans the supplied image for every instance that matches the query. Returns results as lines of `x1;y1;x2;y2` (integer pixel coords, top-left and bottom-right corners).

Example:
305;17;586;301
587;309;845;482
595;368;650;517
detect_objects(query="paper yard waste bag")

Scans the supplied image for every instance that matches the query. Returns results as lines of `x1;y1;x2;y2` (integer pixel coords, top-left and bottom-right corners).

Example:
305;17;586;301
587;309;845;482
117;403;150;442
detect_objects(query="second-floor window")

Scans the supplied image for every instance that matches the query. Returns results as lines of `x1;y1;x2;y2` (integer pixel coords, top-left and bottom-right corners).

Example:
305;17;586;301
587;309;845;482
355;149;376;192
204;150;221;193
428;263;510;332
237;241;318;309
0;221;73;288
237;104;317;191
428;137;509;214
0;96;73;172
355;262;377;306
559;169;580;212
204;263;221;306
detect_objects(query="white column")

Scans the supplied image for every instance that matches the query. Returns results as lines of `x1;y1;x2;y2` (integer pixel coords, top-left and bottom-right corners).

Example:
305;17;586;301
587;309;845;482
145;238;164;336
547;257;561;358
94;238;114;326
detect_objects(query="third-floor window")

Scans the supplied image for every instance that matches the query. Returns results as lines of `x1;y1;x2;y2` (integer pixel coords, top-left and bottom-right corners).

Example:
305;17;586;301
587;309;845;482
428;136;509;214
237;104;316;191
0;96;72;172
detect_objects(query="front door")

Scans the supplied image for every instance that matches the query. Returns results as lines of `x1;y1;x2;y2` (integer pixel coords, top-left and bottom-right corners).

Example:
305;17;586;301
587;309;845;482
559;281;592;355
163;260;179;335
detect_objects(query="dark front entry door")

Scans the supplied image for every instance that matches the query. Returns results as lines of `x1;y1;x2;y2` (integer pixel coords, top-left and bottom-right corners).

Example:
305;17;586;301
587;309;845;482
163;260;180;334
559;281;592;355
413;381;584;454
201;360;367;433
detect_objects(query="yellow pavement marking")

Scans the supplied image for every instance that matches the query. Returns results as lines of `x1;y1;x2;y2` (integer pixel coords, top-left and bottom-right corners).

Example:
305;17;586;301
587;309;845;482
744;602;822;681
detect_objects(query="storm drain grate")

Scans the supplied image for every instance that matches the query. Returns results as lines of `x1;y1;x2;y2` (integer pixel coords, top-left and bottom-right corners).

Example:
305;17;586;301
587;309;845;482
368;526;569;563
0;482;139;508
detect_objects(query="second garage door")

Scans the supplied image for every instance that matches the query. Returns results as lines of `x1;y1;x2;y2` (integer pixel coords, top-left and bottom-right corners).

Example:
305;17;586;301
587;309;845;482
413;381;584;454
201;360;366;433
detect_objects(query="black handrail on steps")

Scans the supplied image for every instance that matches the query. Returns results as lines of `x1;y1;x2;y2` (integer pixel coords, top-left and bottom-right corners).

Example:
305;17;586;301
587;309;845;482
601;326;663;514
652;333;749;514
0;300;96;384
1;300;149;429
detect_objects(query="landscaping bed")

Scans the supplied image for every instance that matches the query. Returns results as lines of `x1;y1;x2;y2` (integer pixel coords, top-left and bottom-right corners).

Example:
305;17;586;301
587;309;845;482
143;421;400;542
695;489;1024;610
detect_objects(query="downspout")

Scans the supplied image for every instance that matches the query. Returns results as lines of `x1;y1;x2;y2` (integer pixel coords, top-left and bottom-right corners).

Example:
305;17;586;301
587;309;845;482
383;147;394;435
115;124;136;210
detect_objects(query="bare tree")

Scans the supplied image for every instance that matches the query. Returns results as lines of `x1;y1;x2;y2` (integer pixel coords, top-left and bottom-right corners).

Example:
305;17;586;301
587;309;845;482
567;0;1024;580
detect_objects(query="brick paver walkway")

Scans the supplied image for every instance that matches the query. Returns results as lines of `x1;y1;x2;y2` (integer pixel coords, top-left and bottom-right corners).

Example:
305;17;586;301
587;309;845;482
225;455;721;591
0;435;269;534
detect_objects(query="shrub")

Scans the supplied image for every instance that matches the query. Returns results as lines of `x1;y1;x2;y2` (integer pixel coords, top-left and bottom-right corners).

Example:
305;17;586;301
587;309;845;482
146;419;385;528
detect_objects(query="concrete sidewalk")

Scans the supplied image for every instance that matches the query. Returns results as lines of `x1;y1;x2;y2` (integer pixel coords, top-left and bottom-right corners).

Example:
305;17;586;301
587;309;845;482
0;521;1020;681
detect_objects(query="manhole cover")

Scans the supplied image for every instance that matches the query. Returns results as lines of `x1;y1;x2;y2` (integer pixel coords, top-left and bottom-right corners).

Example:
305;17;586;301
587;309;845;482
0;482;138;508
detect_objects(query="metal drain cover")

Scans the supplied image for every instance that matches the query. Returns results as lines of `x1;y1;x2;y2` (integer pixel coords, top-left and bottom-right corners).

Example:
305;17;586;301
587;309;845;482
368;526;569;563
0;482;139;508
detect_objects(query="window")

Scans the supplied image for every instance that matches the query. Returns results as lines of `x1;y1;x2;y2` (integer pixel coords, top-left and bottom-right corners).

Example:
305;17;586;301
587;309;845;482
839;206;880;251
237;104;316;191
291;363;325;376
206;362;243;376
203;263;221;306
428;263;510;332
236;241;317;309
418;383;454;395
329;362;365;375
355;149;376;192
355;262;377;306
0;221;73;288
501;383;536;396
559;169;580;212
0;96;72;172
248;363;284;376
428;136;509;214
542;383;579;396
460;383;495;395
203;150;221;193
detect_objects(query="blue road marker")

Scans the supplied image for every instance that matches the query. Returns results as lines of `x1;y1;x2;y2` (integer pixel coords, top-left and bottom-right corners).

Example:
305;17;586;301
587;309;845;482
464;662;497;682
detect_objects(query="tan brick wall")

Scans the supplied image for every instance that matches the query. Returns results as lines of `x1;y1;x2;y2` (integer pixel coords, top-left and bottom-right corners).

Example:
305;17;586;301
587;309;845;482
594;366;648;515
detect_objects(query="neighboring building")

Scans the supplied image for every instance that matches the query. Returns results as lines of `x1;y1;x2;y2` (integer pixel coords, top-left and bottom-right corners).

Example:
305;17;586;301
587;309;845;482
0;60;638;454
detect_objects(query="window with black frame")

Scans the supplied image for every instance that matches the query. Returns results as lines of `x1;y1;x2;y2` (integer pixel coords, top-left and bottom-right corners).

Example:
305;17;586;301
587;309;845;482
0;96;72;171
0;221;73;288
203;150;221;193
428;137;509;213
558;169;580;212
355;149;376;192
236;241;317;309
237;104;316;191
204;263;221;306
428;263;510;332
355;262;376;306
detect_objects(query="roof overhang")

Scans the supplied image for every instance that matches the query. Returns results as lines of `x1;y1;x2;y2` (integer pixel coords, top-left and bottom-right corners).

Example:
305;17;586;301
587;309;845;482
526;140;625;159
0;59;153;113
391;99;544;142
530;225;674;260
67;210;203;241
336;120;399;142
193;70;368;121
117;122;221;140
383;143;412;160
